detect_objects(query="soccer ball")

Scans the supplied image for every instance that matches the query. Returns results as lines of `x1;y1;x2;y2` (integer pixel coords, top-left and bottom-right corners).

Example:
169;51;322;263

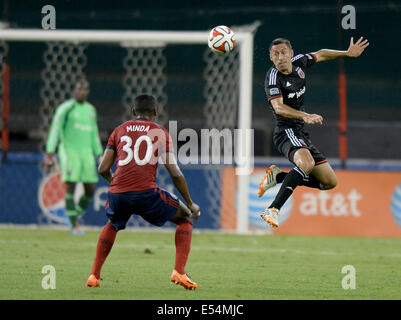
208;25;236;55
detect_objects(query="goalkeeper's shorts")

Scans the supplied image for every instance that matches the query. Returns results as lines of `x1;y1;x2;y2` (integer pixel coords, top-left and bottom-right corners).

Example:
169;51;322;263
58;147;98;183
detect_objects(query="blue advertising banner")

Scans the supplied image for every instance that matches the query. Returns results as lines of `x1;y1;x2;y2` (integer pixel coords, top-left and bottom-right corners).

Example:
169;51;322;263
0;152;220;229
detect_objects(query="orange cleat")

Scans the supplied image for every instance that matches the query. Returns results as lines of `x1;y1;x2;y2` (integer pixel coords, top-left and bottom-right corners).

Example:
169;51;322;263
170;270;198;290
260;207;280;228
258;165;281;197
86;274;101;287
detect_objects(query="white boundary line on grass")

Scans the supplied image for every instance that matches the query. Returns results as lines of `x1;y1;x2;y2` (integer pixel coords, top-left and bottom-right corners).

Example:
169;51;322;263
0;223;269;235
2;238;401;258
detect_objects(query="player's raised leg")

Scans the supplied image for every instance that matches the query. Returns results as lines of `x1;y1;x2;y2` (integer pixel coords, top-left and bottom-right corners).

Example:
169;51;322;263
261;148;314;228
169;201;198;290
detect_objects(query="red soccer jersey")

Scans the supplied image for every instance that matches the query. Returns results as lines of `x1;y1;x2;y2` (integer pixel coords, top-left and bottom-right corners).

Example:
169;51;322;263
106;118;173;193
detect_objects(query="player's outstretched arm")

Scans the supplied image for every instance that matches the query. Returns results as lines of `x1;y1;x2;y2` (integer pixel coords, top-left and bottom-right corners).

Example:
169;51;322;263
98;148;115;184
162;151;200;220
270;97;323;125
312;36;369;62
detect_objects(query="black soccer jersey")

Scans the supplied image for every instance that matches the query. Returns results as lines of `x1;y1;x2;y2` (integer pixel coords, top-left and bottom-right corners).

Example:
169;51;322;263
265;53;317;130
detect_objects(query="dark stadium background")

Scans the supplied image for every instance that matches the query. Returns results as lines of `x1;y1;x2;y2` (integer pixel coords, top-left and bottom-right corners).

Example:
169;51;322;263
2;0;400;160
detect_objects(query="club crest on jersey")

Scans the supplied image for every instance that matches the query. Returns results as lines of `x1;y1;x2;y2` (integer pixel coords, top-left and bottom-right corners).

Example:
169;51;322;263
269;88;280;96
296;67;305;79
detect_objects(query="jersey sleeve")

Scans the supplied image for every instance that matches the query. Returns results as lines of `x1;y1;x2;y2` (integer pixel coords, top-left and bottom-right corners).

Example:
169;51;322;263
45;100;74;153
265;69;283;102
90;108;103;156
292;53;317;69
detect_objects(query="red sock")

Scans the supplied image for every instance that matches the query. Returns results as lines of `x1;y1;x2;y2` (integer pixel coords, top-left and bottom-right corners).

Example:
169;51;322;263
91;222;117;279
174;221;193;274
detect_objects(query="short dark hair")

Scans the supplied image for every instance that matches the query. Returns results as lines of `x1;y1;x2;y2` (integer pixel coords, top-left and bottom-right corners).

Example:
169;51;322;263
269;38;292;52
75;77;89;86
133;94;157;116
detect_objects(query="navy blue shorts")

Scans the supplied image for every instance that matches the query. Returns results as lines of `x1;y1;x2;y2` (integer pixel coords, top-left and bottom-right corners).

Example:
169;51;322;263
105;188;180;231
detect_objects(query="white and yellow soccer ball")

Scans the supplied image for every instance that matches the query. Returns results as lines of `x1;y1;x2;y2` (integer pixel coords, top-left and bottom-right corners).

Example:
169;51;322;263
208;25;236;55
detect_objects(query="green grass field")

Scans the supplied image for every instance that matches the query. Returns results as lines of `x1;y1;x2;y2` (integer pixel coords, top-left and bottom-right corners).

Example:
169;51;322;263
1;227;401;300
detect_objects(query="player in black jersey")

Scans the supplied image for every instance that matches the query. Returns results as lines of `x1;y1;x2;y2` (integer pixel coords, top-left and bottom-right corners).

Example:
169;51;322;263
259;37;369;228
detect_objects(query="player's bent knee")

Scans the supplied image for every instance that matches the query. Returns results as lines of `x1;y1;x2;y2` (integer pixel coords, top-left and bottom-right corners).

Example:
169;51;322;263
293;148;315;174
169;203;192;224
177;217;193;225
306;161;316;174
171;215;192;225
296;159;315;175
108;220;122;232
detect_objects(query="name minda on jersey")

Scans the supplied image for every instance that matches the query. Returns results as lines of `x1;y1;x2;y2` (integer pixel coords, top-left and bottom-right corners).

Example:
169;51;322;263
126;125;150;132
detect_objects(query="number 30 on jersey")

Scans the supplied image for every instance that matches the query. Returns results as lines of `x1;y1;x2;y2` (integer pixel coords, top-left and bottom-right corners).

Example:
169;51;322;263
118;135;153;166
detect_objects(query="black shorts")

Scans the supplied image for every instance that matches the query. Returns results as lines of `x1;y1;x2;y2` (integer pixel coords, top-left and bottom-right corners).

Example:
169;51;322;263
273;127;327;166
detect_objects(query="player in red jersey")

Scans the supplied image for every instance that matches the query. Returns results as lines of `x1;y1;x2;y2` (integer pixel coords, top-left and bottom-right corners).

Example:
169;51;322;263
86;95;201;290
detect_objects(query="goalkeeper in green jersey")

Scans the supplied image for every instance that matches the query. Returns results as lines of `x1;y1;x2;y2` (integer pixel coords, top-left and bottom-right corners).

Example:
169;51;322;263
44;79;103;235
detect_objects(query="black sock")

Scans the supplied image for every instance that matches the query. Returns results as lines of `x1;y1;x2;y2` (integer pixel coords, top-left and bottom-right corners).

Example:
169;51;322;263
301;174;323;189
269;167;306;210
276;171;322;189
276;172;287;183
